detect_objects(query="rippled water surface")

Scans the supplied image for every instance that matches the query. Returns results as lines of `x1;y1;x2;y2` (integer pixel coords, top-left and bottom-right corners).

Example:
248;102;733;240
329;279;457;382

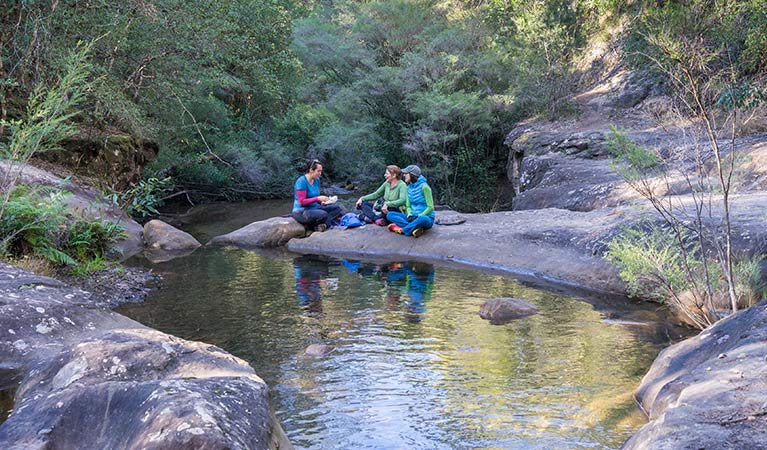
118;202;686;449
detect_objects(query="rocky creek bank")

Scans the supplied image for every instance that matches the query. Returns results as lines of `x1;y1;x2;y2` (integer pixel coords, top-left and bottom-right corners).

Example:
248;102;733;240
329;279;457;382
0;263;292;449
624;298;767;450
6;87;767;447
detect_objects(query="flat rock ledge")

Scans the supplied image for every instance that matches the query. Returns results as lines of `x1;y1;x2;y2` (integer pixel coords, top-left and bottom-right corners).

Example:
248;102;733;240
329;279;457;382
623;299;767;450
0;263;292;450
287;208;629;296
208;217;307;249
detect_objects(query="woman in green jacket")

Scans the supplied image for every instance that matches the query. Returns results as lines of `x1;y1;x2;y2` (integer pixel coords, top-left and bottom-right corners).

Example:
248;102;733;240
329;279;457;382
355;165;408;226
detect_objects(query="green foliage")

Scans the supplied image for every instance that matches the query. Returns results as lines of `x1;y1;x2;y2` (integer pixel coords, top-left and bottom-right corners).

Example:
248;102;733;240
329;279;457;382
626;0;767;109
606;226;691;303
315;121;386;183
61;219;125;266
607;224;767;315
0;186;71;264
0;186;124;274
112;177;174;220
734;256;767;307
717;82;767;111
607;126;660;179
273;104;337;150
9;0;761;215
0;43;92;161
2;0;302;198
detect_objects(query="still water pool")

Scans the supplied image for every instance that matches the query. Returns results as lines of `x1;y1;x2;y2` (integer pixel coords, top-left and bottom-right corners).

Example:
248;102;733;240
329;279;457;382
119;244;685;450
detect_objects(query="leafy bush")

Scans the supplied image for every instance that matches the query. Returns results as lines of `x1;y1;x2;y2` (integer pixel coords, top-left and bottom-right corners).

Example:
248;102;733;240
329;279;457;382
0;43;92;162
0;186;125;274
605;225;691;303
607;126;661;179
607;223;767;328
111;177;174;220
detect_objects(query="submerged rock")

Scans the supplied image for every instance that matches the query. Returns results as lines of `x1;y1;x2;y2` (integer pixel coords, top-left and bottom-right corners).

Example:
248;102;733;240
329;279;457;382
479;298;540;325
208;217;307;249
305;344;334;357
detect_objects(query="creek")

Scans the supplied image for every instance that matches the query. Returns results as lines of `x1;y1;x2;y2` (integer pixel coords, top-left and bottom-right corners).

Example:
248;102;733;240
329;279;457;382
117;200;690;450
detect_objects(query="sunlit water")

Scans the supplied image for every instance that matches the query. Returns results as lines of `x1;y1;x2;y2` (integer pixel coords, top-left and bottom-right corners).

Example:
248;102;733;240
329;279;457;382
116;201;688;450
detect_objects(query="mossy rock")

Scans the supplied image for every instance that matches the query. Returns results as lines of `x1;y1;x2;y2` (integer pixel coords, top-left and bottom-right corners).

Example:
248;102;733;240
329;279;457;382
40;132;159;190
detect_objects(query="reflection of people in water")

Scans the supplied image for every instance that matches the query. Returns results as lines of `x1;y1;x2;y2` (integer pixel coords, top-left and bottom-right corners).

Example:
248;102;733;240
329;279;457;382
363;260;434;323
293;256;331;313
402;261;434;323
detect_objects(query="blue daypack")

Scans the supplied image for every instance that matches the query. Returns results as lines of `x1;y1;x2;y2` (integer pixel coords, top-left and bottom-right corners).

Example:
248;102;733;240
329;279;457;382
338;212;363;228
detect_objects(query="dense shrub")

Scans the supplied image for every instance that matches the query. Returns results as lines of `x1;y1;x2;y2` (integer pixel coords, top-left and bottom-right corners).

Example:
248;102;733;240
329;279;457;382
0;186;124;274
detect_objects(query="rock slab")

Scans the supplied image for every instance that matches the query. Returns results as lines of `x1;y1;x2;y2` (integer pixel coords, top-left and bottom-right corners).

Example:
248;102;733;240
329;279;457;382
623;299;767;450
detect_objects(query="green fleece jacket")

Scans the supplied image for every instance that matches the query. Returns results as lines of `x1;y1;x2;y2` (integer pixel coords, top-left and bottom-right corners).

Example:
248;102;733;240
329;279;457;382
360;180;408;212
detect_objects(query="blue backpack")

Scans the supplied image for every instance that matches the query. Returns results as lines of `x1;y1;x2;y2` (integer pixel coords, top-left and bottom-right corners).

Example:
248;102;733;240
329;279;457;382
338;212;363;228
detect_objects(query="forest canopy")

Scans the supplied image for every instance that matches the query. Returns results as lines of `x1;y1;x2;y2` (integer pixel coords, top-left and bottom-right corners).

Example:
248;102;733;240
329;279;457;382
2;0;765;212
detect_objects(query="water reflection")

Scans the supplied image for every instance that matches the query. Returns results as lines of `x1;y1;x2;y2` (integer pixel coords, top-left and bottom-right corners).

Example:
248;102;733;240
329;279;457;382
294;256;331;313
119;247;689;450
379;261;434;323
298;258;436;324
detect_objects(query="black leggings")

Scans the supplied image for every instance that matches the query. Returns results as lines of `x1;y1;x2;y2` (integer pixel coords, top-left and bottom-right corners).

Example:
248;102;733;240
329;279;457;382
292;205;343;230
358;201;384;223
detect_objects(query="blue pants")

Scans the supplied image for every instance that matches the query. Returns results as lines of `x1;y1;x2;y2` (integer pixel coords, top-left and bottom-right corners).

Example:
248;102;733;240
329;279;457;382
386;212;434;236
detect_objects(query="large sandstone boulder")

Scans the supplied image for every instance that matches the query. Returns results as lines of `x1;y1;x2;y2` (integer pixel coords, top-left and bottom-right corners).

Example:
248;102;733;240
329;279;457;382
479;298;540;324
0;161;144;259
208;217;307;249
3;329;280;450
143;220;201;262
623;299;767;450
0;263;292;449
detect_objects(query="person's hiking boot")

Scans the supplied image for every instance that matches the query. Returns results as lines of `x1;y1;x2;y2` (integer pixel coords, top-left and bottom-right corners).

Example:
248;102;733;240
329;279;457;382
387;223;403;234
411;227;424;238
315;223;328;232
374;218;385;226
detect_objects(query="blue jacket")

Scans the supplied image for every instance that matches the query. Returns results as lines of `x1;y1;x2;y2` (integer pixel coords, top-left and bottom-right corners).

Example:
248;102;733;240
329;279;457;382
407;175;435;219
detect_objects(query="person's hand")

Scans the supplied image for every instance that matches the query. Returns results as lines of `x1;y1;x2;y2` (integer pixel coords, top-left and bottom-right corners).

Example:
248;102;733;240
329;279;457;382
355;198;363;208
407;215;417;222
381;203;389;214
318;195;329;204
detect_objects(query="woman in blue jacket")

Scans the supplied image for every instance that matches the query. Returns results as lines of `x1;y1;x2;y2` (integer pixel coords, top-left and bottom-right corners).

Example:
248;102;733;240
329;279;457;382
385;165;435;238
